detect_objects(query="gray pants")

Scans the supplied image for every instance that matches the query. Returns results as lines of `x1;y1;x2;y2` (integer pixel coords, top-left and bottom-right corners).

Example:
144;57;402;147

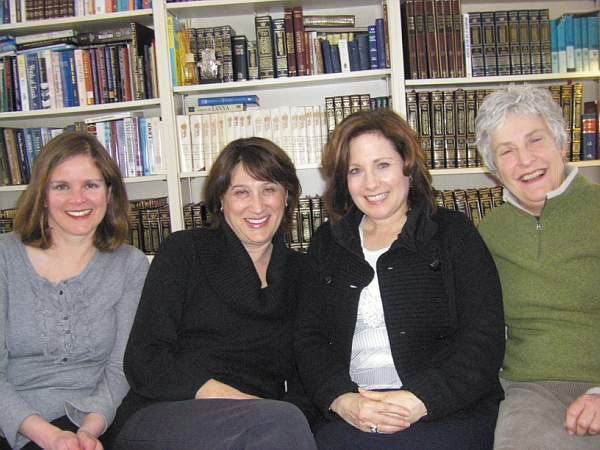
494;378;600;450
112;398;317;450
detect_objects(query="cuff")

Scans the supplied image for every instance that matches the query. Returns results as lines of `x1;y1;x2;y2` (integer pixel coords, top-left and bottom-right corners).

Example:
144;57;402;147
585;386;600;395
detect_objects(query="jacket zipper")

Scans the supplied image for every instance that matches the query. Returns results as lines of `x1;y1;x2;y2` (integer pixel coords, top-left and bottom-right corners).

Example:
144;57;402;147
535;216;543;261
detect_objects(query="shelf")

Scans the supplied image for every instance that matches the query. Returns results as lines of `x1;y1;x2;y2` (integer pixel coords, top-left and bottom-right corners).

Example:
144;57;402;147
0;10;153;35
430;160;600;175
167;0;375;17
0;99;161;120
173;69;391;94
406;71;600;88
0;175;167;193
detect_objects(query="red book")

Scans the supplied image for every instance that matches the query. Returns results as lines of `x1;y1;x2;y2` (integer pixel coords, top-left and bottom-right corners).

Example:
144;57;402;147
292;6;307;76
284;7;297;76
450;0;465;77
424;0;439;78
414;0;429;79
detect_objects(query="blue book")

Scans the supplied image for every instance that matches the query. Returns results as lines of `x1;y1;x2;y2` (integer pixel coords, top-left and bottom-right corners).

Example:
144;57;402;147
11;56;21;111
375;18;386;69
320;39;333;73
330;45;341;73
550;19;559;73
23;128;34;174
29;127;43;160
557;17;567;73
565;15;575;72
138;117;150;176
368;25;378;69
356;33;370;70
59;51;73;107
574;17;583;72
588;16;599;72
25;53;41;110
104;46;115;103
197;95;259;106
15;129;30;183
348;40;360;71
581;17;589;72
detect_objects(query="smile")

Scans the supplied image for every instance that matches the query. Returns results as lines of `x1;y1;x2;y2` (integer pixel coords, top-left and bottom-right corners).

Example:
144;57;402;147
66;209;93;217
366;193;388;202
520;169;545;182
246;216;269;225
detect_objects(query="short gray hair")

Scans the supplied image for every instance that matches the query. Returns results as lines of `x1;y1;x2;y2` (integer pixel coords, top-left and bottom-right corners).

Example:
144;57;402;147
475;85;567;175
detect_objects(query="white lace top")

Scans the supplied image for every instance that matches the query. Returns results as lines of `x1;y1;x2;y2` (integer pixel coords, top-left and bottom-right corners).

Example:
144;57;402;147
349;220;403;390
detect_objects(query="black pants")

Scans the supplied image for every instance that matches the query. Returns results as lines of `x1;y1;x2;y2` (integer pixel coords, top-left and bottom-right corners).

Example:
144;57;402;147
313;397;499;450
111;398;317;450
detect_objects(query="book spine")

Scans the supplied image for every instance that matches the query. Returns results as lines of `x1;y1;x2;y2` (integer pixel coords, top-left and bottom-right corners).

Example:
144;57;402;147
529;10;542;74
25;52;40;110
431;90;444;168
368;25;378;69
454;88;467;168
518;11;531;74
375;18;386;71
39;53;52;109
469;12;484;77
414;0;428;78
198;95;258;106
402;0;418;79
495;11;510;76
3;129;22;185
284;7;297;76
539;9;552;74
272;18;288;77
481;12;496;76
589;15;599;72
581;112;597;160
565;15;575;72
508;11;522;75
255;15;275;79
434;0;448;78
450;0;464;77
424;0;438;77
16;54;29;111
293;6;306;76
232;35;248;81
417;91;432;168
443;90;456;168
73;48;87;106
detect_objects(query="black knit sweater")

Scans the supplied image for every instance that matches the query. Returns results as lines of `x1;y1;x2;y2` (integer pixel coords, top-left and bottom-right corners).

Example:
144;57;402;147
111;221;315;437
295;205;505;421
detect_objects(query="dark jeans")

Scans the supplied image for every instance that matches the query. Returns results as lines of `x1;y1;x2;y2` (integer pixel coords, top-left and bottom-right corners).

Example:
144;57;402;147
313;396;499;450
112;398;317;450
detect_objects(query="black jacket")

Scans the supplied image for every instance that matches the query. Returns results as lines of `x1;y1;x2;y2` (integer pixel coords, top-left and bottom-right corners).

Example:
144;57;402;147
295;204;505;421
111;221;316;438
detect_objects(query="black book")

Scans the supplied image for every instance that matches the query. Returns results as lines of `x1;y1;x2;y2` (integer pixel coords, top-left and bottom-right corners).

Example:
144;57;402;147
232;35;248;81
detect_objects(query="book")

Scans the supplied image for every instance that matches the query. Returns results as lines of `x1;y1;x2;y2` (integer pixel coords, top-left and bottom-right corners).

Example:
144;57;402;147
450;0;464;77
375;18;386;71
293;6;307;76
518;10;531;75
589;15;599;72
402;0;419;79
273;18;289;78
508;11;522;75
284;7;297;77
434;0;448;78
424;0;438;78
246;40;259;80
469;12;484;77
481;12;496;76
197;95;258;106
529;10;542;74
581;112;597;160
368;25;378;69
539;9;552;74
494;11;510;76
321;39;333;73
232;35;248;81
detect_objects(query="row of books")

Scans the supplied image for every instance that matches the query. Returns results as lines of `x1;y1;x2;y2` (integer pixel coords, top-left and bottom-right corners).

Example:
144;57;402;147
0;23;157;112
468;9;600;77
0;0;151;23
0;196;170;256
402;0;465;79
181;195;329;253
177;93;389;172
406;83;597;170
169;6;390;86
435;186;504;227
0;116;165;186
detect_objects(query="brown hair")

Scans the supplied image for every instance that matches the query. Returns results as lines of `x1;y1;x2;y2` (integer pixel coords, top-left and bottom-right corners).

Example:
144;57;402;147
204;137;301;230
322;108;435;222
14;131;130;251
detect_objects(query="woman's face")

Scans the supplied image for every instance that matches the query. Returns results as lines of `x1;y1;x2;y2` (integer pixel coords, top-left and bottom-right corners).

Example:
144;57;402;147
347;132;410;224
491;113;566;216
222;163;287;250
46;154;110;245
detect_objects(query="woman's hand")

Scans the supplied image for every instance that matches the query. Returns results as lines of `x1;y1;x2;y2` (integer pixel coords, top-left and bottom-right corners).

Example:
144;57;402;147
329;392;411;434
565;393;600;436
195;378;260;400
359;389;428;425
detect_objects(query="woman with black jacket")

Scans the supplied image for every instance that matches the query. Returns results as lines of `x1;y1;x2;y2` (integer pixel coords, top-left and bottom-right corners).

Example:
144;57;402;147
295;109;505;449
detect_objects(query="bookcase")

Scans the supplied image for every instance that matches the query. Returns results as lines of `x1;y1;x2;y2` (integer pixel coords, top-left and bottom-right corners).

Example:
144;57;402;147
1;0;599;238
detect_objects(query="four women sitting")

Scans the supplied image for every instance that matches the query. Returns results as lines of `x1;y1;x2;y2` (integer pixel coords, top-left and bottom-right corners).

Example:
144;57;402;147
3;85;594;449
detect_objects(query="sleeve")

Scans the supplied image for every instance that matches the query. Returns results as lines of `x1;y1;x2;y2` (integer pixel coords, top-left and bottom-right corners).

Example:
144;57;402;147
122;232;216;401
405;215;505;421
586;387;600;395
294;227;359;417
64;248;149;430
0;241;41;448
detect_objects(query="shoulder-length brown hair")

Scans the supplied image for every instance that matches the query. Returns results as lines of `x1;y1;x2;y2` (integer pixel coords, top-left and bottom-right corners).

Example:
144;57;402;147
204;137;301;231
322;108;435;222
14;131;130;251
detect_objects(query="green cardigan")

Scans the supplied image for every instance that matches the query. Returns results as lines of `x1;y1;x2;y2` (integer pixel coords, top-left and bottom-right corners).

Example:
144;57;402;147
479;170;600;384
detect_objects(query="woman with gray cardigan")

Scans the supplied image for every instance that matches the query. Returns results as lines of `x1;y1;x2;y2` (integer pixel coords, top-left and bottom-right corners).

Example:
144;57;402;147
0;132;148;450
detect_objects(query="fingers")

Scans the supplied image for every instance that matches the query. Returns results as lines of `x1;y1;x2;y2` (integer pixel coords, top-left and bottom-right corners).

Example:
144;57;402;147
565;397;584;434
565;394;600;436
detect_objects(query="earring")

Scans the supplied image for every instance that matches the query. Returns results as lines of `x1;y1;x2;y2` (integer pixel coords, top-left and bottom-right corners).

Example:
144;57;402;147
220;204;224;212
